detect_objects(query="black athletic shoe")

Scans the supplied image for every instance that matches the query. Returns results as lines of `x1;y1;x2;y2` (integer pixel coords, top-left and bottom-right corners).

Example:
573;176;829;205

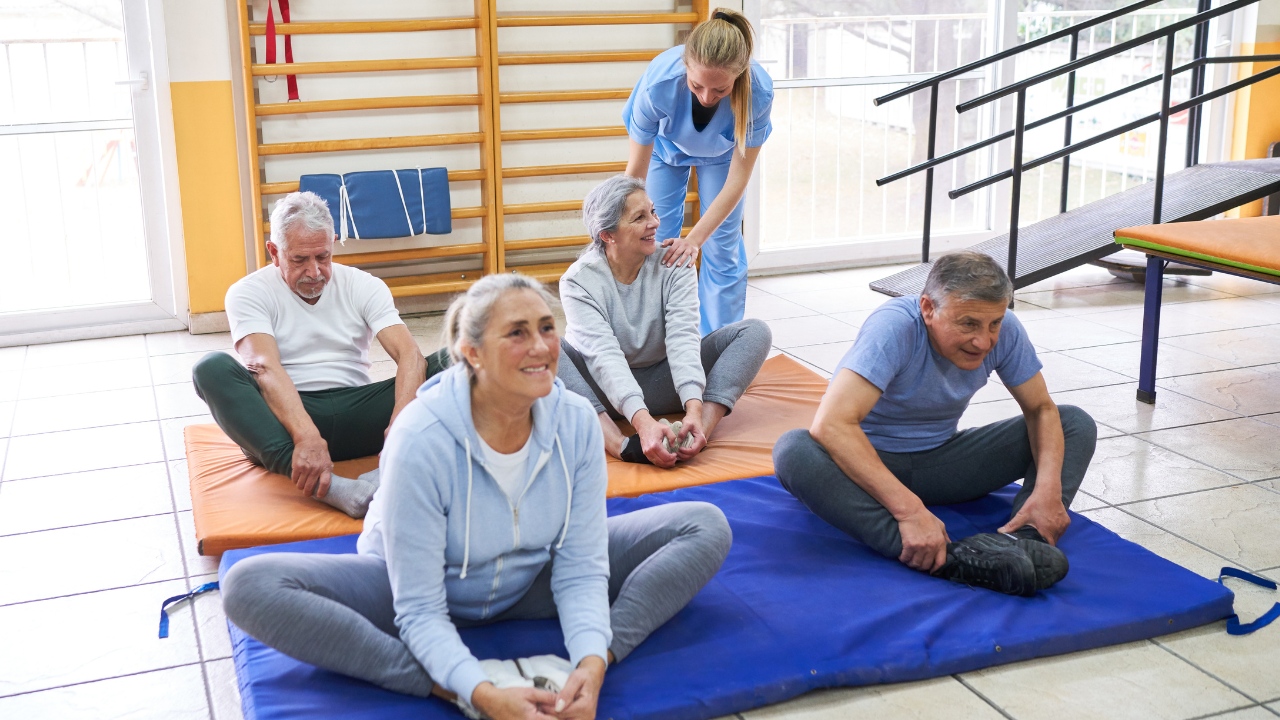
1004;525;1070;590
934;533;1038;597
619;435;652;465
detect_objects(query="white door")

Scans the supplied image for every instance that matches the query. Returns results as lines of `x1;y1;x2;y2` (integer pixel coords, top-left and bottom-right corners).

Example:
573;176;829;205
0;0;185;344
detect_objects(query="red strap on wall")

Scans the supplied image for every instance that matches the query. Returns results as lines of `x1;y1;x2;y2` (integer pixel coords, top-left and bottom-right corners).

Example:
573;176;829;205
264;0;299;101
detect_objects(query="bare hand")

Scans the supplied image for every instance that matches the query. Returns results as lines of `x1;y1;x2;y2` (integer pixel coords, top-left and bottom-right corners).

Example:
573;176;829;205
472;683;559;720
660;236;701;268
999;490;1071;545
897;507;950;573
292;435;333;498
553;657;606;720
634;415;679;468
675;411;708;461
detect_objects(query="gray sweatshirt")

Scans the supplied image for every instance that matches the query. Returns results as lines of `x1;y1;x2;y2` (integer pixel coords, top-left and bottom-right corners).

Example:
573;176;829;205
560;246;704;421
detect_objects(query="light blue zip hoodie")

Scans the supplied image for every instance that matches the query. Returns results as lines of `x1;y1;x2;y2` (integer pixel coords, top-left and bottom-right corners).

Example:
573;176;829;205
357;364;611;703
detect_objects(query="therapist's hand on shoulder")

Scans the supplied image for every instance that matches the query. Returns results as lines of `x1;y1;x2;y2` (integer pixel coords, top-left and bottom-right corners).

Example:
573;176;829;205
661;234;703;268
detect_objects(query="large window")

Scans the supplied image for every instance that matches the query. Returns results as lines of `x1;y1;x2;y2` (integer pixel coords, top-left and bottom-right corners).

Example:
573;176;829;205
745;0;1230;270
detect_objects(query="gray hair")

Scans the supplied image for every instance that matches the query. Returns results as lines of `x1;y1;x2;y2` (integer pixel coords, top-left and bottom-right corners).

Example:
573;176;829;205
922;251;1014;307
444;273;559;379
581;175;647;251
269;191;334;250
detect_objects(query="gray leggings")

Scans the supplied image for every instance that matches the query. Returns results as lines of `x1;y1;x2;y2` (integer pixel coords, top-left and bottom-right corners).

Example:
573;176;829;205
774;406;1098;559
221;501;732;698
558;318;772;419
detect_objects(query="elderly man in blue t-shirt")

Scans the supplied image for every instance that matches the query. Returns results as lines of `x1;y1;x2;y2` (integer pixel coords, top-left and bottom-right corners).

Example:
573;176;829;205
774;251;1097;596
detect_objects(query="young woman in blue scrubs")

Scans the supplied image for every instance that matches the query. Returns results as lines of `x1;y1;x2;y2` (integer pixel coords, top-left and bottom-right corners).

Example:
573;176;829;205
622;9;773;335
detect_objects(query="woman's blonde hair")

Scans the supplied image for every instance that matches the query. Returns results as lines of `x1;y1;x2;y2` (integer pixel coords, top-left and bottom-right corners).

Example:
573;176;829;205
684;9;755;158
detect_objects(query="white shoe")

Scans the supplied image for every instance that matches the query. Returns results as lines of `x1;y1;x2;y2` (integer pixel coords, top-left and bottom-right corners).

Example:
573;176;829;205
453;655;573;719
660;419;697;453
454;659;536;719
514;654;574;694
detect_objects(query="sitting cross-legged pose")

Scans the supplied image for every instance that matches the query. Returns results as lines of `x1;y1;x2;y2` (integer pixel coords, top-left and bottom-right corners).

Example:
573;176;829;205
773;251;1098;596
558;175;772;467
192;191;449;518
221;273;733;720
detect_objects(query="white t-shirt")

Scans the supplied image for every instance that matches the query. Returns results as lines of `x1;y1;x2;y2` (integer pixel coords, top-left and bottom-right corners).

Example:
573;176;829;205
476;433;532;502
225;263;404;391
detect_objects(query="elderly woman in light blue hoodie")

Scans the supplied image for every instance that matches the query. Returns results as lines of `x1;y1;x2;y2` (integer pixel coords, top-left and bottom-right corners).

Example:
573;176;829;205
221;273;732;720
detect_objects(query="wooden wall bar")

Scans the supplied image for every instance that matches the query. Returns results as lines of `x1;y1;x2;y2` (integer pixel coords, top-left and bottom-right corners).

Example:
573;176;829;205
236;2;708;296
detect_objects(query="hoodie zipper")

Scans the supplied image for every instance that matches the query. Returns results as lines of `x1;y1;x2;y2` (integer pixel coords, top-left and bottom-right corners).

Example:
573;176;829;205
476;445;546;616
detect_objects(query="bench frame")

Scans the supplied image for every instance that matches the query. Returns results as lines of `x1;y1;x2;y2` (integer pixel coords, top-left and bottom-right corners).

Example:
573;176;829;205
1120;244;1280;404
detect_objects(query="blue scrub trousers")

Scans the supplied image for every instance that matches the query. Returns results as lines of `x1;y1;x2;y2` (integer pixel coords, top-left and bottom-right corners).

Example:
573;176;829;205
646;156;747;336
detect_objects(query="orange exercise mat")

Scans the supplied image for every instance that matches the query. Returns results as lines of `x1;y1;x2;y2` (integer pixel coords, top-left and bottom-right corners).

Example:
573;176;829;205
1115;215;1280;278
187;354;828;555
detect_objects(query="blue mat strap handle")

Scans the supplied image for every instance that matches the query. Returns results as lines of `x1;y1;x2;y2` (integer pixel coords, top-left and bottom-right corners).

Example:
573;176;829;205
1217;568;1280;636
159;582;220;639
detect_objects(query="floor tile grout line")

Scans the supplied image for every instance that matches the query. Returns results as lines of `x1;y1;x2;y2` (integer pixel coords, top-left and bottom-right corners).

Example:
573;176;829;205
1;439;176;483
1133;429;1278;487
0;574;194;609
1105;501;1265;575
0;509;180;539
1096;478;1255;511
1152;639;1266;706
0;660;208;701
0;458;172;485
143;338;224;716
0;345;28;482
953;675;1017;720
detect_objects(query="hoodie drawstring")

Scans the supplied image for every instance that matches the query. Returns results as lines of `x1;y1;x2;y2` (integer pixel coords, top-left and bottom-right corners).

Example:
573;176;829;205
460;437;474;580
554;434;572;550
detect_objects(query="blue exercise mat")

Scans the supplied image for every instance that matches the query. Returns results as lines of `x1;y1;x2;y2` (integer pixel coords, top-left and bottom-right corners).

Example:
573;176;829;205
221;476;1235;720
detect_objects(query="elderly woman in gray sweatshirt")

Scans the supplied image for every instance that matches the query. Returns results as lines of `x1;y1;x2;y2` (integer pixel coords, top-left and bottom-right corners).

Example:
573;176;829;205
559;175;772;467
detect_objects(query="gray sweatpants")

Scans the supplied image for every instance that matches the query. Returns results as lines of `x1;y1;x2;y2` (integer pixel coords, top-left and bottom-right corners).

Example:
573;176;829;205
220;501;732;698
558;318;772;419
773;405;1097;559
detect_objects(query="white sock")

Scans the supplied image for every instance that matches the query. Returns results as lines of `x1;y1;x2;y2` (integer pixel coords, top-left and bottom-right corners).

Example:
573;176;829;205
314;472;378;518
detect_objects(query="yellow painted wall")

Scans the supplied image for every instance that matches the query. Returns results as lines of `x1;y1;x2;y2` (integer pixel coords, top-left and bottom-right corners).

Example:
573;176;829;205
170;80;247;314
1230;41;1280;217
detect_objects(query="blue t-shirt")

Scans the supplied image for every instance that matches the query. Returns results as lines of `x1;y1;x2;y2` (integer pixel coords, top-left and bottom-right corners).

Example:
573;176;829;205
838;296;1042;454
623;46;774;167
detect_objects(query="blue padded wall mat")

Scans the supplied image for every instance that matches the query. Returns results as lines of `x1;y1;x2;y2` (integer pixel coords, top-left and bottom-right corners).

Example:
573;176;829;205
220;476;1235;720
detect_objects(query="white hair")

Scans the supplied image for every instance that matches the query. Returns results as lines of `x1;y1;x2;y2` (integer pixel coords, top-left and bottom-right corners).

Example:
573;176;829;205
581;175;647;252
269;191;334;250
444;273;559;379
923;251;1014;307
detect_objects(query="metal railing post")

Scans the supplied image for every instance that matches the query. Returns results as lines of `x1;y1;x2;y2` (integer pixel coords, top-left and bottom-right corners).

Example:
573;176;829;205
922;82;939;262
1153;32;1176;223
1060;31;1079;213
1008;89;1027;300
1186;0;1212;168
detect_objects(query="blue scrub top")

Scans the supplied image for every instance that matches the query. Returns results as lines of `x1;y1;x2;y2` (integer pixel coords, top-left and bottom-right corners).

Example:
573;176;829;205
623;45;774;167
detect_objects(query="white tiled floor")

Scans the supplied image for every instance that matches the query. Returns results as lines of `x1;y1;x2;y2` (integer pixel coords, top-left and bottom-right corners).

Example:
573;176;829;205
1;263;1279;718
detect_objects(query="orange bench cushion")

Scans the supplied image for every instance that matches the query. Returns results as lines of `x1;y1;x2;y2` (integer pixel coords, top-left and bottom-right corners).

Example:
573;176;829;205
1114;215;1280;278
188;354;828;555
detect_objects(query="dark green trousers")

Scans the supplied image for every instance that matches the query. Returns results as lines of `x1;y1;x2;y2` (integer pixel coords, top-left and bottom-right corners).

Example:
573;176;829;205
192;349;450;477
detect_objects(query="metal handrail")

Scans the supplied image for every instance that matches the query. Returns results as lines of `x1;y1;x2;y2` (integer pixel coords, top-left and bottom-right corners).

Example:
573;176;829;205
875;74;1162;187
872;0;1165;107
949;55;1280;198
957;0;1257;113
870;0;1266;272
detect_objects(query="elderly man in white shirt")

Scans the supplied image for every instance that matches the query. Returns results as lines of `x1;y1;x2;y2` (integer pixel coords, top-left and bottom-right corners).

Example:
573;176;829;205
192;191;448;517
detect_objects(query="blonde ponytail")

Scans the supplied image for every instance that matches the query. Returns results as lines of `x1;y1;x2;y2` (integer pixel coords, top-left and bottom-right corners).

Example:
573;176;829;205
684;9;755;158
